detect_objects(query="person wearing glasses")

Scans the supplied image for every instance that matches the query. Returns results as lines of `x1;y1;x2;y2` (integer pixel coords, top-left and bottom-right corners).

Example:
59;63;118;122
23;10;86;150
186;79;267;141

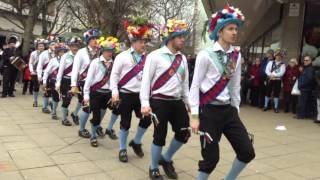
297;55;316;119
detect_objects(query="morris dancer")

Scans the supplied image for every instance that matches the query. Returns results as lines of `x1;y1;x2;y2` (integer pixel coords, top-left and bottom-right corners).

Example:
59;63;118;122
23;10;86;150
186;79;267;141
83;36;119;147
37;37;56;113
71;28;101;138
29;38;46;107
189;6;255;180
55;37;82;126
42;43;68;120
110;17;153;162
140;19;190;180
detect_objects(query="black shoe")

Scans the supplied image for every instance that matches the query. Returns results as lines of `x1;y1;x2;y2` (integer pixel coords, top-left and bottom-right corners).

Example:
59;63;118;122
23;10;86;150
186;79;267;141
42;108;51;114
149;168;163;180
159;156;178;179
78;129;91;138
52;114;58;120
90;137;98;147
105;129;118;140
62;119;72;126
8;94;15;97
29;92;33;95
274;109;279;113
313;120;320;124
119;149;128;162
71;113;79;125
263;107;268;111
22;92;26;95
96;126;105;138
33;101;38;107
129;140;144;157
1;94;7;98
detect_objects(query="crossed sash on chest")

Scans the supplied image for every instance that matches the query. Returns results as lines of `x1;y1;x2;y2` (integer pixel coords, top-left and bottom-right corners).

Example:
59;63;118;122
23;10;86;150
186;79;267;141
199;49;239;107
90;60;113;92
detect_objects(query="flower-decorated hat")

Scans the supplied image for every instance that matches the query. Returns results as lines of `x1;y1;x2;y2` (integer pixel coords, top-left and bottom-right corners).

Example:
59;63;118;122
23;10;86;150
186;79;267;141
124;17;153;41
34;38;48;47
67;36;82;47
47;34;59;46
83;28;102;44
206;5;245;41
274;48;286;58
160;19;189;44
98;36;120;53
54;43;68;53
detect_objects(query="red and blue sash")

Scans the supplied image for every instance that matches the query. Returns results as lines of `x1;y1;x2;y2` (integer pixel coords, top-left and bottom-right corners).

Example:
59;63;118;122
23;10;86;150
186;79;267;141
152;54;183;91
118;55;147;88
90;61;113;92
200;51;239;107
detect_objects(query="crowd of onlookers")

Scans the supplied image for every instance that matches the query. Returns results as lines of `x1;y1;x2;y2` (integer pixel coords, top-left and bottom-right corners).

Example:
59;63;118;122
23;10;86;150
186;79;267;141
240;49;320;124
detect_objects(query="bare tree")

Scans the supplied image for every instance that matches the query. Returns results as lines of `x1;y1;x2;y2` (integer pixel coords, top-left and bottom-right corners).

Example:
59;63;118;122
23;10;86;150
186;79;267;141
2;0;57;55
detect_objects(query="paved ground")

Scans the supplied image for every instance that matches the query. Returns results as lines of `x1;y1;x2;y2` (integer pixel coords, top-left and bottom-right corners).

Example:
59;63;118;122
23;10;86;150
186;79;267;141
0;86;320;180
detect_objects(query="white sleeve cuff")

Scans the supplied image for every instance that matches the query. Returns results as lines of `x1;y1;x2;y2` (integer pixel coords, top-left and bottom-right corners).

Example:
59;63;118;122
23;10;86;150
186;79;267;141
141;100;150;108
112;89;119;96
191;106;199;115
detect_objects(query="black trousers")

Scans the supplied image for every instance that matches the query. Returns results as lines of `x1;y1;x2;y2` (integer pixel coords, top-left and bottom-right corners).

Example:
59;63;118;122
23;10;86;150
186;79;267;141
259;81;267;108
198;104;255;174
61;78;72;108
48;79;59;102
250;86;260;107
266;80;281;98
2;67;18;96
150;98;190;146
283;91;298;113
31;74;39;92
119;92;151;131
89;91;111;126
23;80;33;94
297;91;316;118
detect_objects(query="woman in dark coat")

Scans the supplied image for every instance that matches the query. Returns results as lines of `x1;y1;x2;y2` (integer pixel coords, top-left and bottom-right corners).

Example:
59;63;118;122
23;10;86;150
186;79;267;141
282;58;299;113
249;58;262;106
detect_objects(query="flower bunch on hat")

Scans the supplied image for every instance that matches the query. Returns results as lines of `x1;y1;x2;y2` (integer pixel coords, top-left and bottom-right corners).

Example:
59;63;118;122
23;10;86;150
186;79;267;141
123;16;153;41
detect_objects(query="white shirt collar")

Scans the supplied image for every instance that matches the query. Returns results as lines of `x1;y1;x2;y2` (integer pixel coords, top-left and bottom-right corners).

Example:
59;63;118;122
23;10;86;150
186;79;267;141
161;46;182;55
99;55;112;62
212;42;234;53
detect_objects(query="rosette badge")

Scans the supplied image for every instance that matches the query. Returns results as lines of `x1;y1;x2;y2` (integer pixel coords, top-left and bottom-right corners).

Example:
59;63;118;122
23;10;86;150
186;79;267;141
160;19;189;45
98;36;120;53
123;17;154;41
205;5;245;41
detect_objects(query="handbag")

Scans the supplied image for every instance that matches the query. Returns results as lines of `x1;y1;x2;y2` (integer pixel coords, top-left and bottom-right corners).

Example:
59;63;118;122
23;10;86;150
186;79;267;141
291;80;301;95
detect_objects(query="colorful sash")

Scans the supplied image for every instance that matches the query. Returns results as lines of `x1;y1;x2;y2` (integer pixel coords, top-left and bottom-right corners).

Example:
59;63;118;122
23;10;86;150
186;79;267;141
79;65;89;81
63;63;73;76
152;54;183;91
118;55;147;88
200;50;239;107
90;61;113;91
49;67;59;79
43;62;49;70
271;61;283;73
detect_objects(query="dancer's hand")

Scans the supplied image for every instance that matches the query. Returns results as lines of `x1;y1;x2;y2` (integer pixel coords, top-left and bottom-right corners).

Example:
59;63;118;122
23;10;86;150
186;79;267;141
190;115;199;134
141;106;152;117
55;85;60;92
83;99;89;107
112;94;119;106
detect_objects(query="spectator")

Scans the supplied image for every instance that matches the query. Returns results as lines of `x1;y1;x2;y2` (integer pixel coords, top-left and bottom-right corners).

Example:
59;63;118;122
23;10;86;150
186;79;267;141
297;55;316;119
283;58;299;113
259;49;274;108
313;57;320;123
249;57;261;106
240;57;250;104
22;50;33;95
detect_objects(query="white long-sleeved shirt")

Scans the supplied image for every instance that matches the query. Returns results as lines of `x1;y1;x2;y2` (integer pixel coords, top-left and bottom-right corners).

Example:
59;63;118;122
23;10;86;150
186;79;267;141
71;47;98;87
189;42;242;115
37;49;55;80
83;55;113;101
265;60;286;78
55;51;75;87
110;47;145;95
29;50;42;75
42;57;61;86
140;46;189;107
